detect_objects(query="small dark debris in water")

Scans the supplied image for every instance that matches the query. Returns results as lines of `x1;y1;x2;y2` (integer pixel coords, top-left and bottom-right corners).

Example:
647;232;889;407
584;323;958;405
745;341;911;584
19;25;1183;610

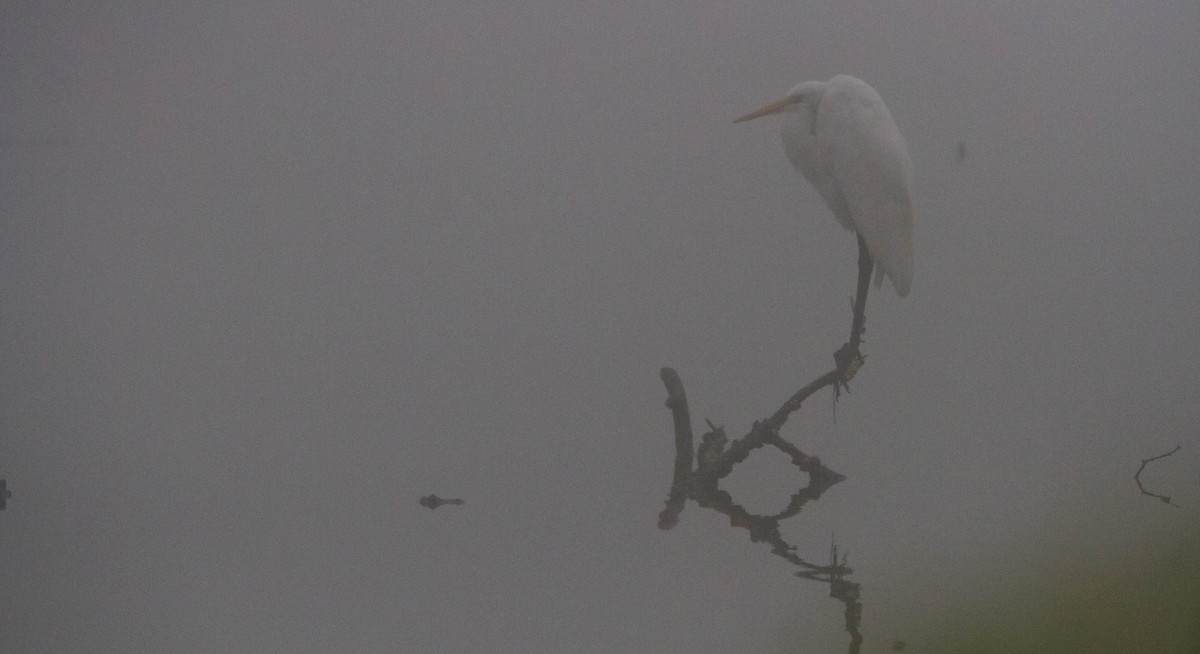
419;494;465;510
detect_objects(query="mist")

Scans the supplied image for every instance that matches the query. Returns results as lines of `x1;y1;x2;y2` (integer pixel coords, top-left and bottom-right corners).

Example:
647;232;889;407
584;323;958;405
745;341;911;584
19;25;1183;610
2;2;1198;652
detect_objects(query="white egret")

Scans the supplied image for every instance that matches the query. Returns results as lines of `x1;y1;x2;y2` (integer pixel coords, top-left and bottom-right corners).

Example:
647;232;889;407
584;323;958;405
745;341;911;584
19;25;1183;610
735;75;914;297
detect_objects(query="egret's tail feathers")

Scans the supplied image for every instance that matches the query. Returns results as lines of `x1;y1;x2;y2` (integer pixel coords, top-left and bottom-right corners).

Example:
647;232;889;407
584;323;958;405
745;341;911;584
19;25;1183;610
885;250;912;297
850;195;913;297
872;264;910;296
869;235;912;297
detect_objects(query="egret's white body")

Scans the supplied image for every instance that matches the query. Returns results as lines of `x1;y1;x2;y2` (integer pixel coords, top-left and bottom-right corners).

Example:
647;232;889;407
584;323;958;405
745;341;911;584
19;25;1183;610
736;75;914;296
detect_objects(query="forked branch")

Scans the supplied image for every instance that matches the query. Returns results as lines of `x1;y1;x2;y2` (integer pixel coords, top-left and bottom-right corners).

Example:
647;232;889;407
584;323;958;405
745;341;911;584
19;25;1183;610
656;235;878;653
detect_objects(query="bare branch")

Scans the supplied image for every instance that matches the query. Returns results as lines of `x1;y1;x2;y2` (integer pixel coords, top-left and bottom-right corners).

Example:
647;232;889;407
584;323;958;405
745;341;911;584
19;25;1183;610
655;232;880;654
657;367;695;530
1134;444;1181;507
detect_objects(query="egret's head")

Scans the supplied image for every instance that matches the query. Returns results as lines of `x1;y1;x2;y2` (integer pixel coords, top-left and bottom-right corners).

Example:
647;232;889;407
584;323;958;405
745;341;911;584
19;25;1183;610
784;81;827;105
734;81;827;123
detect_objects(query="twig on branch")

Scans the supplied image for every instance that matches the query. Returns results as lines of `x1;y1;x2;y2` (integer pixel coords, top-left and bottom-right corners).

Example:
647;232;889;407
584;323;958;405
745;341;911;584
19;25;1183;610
793;538;862;649
1134;444;1181;507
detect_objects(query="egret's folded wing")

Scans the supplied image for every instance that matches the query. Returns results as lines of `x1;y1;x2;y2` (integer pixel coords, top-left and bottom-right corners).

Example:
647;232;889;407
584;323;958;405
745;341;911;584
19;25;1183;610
817;76;914;296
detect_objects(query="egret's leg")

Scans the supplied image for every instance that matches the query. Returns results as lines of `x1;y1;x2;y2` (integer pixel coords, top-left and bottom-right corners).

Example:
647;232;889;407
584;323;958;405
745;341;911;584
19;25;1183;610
834;234;872;390
849;233;871;350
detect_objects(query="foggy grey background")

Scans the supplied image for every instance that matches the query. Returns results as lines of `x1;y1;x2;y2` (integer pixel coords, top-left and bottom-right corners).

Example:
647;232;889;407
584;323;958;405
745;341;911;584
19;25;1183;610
2;2;1198;652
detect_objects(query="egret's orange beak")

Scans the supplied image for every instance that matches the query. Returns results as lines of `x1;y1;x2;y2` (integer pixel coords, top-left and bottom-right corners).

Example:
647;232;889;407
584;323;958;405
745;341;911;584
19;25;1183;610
733;96;793;123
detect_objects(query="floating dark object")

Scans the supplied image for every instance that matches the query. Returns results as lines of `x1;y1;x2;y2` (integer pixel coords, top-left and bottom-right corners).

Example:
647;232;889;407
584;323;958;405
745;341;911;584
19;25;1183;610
1;479;10;510
419;494;464;510
956;141;966;163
